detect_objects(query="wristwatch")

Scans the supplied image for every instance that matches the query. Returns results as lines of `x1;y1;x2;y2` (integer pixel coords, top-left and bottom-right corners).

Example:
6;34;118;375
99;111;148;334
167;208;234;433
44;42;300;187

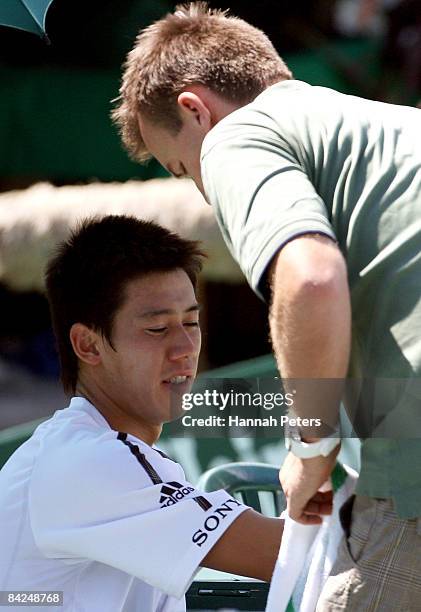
284;419;340;458
285;435;341;458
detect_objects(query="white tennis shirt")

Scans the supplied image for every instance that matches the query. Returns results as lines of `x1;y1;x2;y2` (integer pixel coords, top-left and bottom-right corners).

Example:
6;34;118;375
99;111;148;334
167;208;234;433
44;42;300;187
0;397;248;611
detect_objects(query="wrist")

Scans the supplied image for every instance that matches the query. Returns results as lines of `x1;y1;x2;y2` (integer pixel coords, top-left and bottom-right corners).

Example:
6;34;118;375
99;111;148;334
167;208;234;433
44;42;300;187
285;436;341;458
285;418;340;458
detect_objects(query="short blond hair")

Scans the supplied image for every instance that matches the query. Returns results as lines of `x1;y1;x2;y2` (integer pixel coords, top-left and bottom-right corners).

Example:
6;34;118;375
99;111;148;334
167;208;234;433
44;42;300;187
112;2;293;163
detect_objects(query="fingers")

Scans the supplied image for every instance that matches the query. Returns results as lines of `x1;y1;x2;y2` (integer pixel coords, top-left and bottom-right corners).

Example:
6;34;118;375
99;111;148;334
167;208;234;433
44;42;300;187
279;453;338;524
288;504;331;523
293;514;323;525
289;506;329;524
303;499;333;516
305;490;333;513
289;490;333;523
310;490;333;504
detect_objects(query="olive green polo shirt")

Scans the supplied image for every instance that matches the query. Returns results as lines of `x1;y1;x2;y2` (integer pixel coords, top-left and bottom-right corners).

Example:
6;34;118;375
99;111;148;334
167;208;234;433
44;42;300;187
201;80;421;518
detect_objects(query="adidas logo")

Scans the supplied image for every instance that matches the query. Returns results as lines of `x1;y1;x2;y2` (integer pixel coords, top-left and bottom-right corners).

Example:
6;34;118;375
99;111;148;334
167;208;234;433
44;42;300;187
159;481;195;507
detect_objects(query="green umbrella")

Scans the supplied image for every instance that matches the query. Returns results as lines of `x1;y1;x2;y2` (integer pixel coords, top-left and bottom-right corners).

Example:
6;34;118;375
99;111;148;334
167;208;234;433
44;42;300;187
0;0;55;38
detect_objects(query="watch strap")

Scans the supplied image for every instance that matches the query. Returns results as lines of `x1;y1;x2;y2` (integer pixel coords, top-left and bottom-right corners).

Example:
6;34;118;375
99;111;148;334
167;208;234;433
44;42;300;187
285;435;341;458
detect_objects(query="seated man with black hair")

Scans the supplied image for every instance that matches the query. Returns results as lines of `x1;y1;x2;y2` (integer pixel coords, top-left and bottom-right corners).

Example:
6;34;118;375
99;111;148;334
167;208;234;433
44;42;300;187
0;216;327;611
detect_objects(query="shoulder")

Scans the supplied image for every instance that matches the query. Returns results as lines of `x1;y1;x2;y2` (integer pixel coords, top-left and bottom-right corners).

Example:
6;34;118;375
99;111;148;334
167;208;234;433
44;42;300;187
31;408;183;503
115;432;185;484
201;80;326;169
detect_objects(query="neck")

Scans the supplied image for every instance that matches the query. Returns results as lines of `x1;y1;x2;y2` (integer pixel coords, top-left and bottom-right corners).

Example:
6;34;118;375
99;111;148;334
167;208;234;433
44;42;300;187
188;84;242;126
75;376;162;446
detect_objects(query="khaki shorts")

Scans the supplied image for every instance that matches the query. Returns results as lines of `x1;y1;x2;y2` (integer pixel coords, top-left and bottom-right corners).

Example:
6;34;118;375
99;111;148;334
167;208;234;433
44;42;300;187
316;495;421;611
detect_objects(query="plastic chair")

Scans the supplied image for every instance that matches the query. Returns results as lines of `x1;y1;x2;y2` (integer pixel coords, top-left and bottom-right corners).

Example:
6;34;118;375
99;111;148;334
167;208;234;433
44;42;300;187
188;462;283;610
197;461;286;516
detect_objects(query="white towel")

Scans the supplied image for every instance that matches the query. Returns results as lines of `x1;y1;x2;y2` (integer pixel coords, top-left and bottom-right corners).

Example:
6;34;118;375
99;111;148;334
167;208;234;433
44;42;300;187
266;464;358;612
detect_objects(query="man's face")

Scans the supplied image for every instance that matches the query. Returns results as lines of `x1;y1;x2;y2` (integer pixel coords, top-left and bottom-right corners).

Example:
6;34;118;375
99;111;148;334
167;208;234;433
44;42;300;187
139;114;206;193
95;269;201;438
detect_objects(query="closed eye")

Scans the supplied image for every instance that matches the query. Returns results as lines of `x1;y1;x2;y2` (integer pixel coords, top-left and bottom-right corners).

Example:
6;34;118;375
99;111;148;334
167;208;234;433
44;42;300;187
145;327;167;335
145;321;199;335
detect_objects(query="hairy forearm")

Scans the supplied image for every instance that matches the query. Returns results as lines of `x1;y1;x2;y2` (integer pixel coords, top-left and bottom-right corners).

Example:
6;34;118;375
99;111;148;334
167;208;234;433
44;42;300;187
269;235;351;434
269;266;351;378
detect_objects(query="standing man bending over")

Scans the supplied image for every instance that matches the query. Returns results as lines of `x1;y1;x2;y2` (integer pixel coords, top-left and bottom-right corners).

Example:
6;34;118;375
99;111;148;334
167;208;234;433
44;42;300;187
0;216;286;611
112;3;421;610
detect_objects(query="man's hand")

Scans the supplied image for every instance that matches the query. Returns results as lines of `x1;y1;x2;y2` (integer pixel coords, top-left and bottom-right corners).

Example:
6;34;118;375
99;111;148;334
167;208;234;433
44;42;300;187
280;445;340;524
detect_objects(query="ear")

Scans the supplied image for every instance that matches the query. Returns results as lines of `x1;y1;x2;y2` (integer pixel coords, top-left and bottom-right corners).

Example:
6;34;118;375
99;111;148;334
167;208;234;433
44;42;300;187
70;323;102;366
177;91;212;131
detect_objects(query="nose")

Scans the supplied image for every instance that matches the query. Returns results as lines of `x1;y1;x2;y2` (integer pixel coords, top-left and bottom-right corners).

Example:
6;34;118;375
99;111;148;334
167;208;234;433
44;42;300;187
168;325;200;362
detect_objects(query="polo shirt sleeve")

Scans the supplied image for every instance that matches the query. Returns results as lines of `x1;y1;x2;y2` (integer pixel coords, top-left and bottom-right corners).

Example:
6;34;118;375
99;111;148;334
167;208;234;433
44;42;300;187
200;111;337;300
29;435;248;600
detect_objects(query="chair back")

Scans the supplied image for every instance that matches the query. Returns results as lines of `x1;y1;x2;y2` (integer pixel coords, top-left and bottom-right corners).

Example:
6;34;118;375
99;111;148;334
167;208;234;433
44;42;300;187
196;461;286;516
